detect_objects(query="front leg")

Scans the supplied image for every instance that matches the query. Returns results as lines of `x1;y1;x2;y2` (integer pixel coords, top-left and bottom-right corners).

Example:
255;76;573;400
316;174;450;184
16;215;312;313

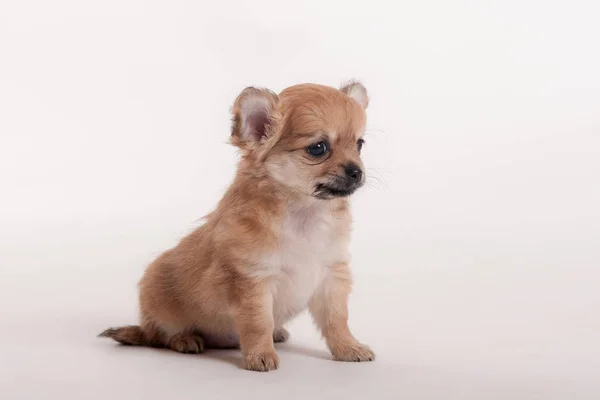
309;262;375;362
233;279;280;372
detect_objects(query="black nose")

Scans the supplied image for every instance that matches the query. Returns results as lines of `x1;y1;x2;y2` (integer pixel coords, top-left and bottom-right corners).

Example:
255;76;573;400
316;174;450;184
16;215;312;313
344;164;363;181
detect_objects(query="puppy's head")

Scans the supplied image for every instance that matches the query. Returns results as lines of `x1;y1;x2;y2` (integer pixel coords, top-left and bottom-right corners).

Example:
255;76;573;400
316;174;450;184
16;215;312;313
231;81;368;200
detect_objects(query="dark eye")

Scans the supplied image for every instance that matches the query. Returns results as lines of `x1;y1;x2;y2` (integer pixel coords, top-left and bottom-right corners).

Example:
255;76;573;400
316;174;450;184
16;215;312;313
307;141;328;157
357;138;365;152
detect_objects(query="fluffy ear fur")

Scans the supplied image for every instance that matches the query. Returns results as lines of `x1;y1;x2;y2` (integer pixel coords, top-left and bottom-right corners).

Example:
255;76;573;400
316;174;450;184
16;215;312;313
340;81;369;109
231;87;279;148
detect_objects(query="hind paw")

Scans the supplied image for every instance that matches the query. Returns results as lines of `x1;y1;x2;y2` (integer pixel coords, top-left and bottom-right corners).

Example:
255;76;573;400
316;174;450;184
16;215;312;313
168;333;205;354
273;328;289;343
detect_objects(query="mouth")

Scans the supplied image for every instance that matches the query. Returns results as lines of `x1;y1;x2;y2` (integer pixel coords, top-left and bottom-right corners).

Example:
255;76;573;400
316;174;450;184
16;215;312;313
314;181;363;199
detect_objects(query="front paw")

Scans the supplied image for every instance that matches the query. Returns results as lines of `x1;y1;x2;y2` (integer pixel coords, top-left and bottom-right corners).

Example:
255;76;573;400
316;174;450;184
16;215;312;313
244;351;280;372
332;343;375;362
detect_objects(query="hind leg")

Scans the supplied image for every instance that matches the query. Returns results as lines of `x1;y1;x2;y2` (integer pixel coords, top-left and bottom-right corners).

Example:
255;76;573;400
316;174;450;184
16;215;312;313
99;322;166;347
99;321;206;354
99;326;204;354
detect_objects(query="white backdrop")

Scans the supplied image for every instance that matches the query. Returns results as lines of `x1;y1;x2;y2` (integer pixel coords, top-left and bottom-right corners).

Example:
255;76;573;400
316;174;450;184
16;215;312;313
1;1;599;399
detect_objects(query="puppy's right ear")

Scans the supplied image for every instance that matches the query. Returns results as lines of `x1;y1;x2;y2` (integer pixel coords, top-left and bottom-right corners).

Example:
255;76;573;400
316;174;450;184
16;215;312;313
340;80;369;109
231;87;279;149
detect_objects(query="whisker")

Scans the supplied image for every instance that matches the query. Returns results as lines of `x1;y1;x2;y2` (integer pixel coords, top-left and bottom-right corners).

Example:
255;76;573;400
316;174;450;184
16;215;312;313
365;168;390;192
364;125;389;137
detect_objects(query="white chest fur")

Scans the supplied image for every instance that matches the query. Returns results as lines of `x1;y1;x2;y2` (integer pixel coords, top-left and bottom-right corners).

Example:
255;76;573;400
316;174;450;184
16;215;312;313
260;201;349;325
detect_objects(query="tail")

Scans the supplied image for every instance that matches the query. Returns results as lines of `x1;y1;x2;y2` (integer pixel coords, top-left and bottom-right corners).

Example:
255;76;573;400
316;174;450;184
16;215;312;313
98;325;161;347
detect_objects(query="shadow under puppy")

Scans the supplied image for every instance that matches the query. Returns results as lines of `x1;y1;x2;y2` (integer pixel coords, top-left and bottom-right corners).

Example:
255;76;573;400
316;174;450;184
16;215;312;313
100;81;375;371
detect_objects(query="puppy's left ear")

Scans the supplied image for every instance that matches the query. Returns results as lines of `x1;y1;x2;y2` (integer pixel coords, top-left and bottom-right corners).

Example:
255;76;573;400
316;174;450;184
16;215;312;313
340;80;369;109
231;87;279;148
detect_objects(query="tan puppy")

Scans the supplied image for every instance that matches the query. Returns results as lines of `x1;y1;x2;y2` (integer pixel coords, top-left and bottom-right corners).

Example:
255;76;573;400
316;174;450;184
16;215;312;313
100;81;374;371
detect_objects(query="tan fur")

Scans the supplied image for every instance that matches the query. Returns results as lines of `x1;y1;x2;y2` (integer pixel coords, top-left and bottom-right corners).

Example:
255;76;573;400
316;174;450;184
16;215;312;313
100;81;375;371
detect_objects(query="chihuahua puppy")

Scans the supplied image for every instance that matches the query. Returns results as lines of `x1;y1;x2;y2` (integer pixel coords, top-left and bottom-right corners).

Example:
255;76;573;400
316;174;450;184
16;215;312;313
100;81;374;371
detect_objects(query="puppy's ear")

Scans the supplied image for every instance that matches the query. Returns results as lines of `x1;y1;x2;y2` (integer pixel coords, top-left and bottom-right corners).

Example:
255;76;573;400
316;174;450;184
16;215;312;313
231;87;279;148
340;80;369;109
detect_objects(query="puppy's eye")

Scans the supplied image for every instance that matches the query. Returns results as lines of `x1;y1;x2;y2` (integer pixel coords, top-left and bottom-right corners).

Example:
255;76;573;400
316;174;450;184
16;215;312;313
307;141;328;157
357;138;365;152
